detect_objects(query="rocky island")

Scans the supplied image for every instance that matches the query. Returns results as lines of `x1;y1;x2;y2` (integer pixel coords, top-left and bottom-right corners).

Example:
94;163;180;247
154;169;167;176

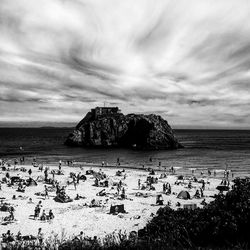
65;107;182;150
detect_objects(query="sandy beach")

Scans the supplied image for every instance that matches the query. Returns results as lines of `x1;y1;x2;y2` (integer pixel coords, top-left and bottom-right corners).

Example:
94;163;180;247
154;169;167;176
0;159;232;241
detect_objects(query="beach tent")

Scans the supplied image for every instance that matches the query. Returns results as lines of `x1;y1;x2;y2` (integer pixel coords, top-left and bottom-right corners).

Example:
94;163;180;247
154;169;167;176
177;190;191;200
110;204;126;214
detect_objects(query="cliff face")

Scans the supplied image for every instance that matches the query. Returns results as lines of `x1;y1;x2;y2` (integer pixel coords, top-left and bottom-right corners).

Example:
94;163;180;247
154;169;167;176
65;109;182;150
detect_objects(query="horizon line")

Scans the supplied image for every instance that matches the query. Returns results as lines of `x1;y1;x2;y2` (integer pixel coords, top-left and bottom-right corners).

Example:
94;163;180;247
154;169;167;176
0;122;249;130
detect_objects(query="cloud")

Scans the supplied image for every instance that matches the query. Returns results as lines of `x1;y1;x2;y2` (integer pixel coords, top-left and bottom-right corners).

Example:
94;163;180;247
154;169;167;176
0;0;250;128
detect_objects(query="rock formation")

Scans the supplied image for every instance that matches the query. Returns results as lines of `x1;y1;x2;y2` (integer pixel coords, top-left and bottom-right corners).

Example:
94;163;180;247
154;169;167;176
65;107;182;150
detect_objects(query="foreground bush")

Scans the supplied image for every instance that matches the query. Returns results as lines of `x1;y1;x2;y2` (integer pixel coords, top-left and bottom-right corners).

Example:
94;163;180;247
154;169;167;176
139;177;250;249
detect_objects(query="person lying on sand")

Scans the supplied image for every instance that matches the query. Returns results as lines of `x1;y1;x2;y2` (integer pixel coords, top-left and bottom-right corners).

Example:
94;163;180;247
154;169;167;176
96;189;106;197
89;199;102;207
75;194;85;200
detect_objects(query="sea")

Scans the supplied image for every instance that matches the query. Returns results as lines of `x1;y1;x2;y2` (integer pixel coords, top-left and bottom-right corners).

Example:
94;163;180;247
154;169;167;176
0;128;250;176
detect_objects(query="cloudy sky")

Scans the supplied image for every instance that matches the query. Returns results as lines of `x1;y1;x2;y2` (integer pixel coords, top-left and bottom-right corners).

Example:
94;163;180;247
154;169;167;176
0;0;250;128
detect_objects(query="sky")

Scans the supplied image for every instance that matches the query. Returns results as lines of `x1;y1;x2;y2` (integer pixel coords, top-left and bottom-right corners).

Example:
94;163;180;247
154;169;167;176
0;0;250;128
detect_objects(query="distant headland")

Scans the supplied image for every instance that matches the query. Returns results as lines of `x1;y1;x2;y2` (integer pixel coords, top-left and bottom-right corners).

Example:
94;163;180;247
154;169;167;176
65;107;182;150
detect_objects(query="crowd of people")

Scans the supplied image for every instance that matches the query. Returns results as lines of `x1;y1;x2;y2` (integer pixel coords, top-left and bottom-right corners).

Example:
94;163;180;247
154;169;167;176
0;156;235;247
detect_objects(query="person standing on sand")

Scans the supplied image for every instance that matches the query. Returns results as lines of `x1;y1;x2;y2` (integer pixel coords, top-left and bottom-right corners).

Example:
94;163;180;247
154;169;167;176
49;209;54;220
37;200;42;209
77;231;84;241
44;185;49;199
9;206;15;220
170;166;174;174
202;180;205;190
40;209;46;221
28;169;32;176
158;161;161;168
44;168;48;181
117;185;120;195
51;170;55;180
34;205;39;219
73;177;77;190
37;228;44;245
200;188;204;197
138;179;141;189
117;157;120;166
121;187;125;199
77;172;80;184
